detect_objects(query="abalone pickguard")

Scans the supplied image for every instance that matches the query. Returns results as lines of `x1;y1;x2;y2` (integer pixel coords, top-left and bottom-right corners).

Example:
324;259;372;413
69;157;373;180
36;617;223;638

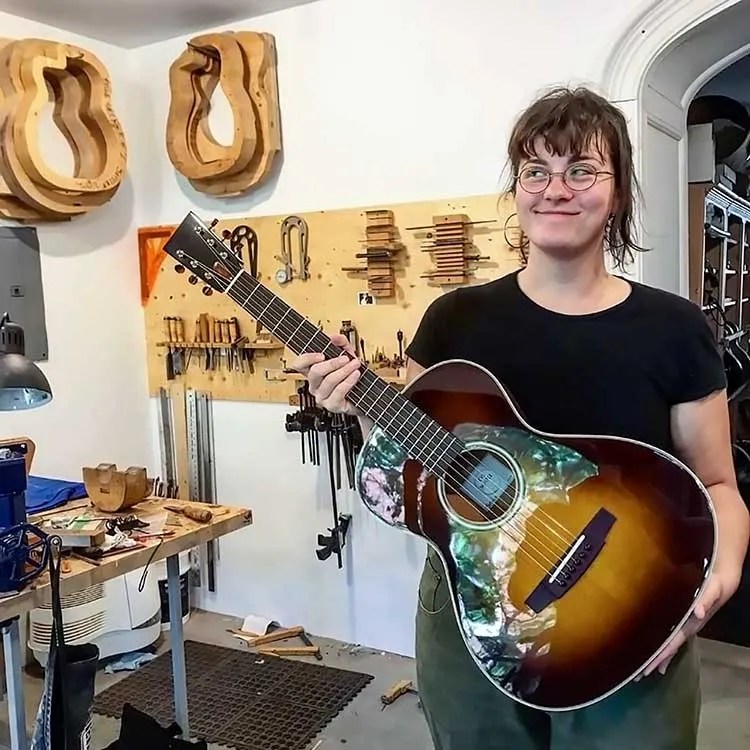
354;422;598;694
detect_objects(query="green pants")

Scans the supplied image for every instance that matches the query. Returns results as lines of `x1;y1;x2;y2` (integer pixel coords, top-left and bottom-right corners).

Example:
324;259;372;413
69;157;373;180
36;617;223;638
415;551;701;750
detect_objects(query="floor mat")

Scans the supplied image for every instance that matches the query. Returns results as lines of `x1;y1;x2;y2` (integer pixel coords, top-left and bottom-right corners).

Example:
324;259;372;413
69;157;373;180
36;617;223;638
93;639;374;750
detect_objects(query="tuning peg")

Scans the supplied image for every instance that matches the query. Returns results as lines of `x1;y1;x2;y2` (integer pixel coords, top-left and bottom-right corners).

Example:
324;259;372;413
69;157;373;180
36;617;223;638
202;286;213;296
174;264;185;273
209;219;219;230
188;275;199;285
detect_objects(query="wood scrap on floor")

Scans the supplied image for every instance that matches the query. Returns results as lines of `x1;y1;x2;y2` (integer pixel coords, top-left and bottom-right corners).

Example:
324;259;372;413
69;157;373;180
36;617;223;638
228;622;322;660
381;679;418;707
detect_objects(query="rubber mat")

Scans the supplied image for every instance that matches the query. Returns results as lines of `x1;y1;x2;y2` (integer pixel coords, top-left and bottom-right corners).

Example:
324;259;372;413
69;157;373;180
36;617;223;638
93;639;374;750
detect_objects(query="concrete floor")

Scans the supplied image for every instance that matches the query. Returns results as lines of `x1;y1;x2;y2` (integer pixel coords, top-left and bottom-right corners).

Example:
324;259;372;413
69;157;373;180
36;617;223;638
1;609;749;749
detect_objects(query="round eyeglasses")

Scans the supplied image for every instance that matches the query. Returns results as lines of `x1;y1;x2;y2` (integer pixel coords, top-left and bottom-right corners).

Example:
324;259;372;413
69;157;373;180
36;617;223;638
516;164;614;194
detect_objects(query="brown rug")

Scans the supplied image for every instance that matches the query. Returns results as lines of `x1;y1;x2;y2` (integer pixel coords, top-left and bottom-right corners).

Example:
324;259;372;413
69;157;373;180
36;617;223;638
93;640;374;750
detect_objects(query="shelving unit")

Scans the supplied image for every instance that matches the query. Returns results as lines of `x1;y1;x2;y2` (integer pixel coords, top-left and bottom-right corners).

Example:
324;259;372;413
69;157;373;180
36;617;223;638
688;182;750;339
689;181;750;405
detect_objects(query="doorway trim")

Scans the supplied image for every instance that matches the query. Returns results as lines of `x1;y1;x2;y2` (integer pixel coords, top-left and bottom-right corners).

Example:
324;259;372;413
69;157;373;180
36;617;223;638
602;0;745;292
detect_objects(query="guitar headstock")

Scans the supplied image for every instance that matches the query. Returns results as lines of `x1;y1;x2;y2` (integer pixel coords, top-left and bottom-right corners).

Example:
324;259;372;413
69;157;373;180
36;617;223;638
163;212;244;296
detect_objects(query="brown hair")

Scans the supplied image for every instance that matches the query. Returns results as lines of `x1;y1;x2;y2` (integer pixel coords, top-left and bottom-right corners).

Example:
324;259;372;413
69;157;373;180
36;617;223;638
504;85;646;271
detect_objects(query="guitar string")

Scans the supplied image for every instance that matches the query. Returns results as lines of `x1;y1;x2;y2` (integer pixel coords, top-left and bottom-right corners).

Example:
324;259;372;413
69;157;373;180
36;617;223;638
224;273;578;567
224;276;577;577
223;273;579;572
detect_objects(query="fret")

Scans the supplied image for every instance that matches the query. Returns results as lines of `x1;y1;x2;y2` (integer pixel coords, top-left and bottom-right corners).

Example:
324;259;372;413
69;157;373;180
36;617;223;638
421;433;452;472
287;319;307;351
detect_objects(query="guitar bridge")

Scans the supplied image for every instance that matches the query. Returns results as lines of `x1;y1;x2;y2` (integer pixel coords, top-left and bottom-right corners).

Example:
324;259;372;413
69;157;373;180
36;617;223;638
524;507;616;614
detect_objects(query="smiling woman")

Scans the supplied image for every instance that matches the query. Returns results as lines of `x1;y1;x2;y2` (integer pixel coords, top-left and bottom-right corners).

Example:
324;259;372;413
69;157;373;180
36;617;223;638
291;83;749;750
506;86;645;276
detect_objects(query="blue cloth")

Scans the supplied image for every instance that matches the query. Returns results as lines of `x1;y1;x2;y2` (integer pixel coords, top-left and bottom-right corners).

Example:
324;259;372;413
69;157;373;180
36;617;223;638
25;475;87;513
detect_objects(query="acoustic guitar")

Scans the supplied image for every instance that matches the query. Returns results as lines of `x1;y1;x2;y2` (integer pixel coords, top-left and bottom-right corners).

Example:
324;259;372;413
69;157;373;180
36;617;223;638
163;212;717;712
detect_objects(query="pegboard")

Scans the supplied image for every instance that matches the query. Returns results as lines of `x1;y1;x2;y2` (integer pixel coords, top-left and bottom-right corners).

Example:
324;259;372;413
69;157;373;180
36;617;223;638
140;191;522;403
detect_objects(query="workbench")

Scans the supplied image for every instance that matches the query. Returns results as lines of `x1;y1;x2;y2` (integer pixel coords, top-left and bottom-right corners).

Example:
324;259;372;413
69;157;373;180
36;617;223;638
0;497;252;749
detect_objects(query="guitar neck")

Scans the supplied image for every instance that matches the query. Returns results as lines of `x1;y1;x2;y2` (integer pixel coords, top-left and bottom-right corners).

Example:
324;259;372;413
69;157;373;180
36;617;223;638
224;268;461;475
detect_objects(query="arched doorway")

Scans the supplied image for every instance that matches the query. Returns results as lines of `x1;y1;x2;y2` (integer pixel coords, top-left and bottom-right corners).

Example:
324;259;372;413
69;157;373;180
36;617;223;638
602;0;750;294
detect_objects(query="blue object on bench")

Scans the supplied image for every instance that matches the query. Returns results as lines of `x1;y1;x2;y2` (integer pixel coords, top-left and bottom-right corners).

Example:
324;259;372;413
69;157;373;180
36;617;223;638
25;475;88;514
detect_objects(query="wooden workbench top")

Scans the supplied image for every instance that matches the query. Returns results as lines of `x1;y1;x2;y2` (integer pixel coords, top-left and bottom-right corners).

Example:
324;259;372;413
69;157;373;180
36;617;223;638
0;498;252;623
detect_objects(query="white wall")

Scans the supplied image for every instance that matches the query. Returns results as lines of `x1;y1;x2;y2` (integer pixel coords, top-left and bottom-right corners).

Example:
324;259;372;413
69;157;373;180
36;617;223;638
0;14;153;479
128;0;659;656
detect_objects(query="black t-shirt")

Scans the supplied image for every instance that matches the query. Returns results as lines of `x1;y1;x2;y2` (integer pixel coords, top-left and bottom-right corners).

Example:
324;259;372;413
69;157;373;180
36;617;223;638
404;269;727;457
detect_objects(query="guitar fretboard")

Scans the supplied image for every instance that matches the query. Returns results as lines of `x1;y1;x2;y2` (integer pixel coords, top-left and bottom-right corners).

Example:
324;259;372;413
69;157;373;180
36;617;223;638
225;269;462;476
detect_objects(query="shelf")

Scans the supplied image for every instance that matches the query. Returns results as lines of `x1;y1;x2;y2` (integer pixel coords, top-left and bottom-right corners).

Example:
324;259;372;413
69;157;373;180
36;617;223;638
705;182;750;221
156;340;284;350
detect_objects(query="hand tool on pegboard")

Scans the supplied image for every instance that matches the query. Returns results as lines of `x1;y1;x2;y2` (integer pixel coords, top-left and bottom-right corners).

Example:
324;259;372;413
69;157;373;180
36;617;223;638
275;215;309;284
157;387;179;499
224;224;259;278
317;420;352;570
186;388;218;591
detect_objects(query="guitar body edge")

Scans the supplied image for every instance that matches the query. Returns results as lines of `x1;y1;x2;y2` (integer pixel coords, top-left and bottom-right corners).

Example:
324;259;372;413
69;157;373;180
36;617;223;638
353;359;717;712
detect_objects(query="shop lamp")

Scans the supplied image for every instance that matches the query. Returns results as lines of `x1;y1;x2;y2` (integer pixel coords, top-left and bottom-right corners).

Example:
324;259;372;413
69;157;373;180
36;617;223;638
0;312;52;411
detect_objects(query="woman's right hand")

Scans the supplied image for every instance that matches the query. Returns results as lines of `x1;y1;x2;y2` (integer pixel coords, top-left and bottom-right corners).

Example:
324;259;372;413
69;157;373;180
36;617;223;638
289;333;363;416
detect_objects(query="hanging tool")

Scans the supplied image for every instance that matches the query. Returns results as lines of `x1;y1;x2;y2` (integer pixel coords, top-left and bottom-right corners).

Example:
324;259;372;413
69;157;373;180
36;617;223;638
317;421;352;569
284;381;322;466
227;224;259;278
395;329;405;368
185;388;218;591
275;215;310;284
339;320;359;358
163;316;175;380
157;388;178;499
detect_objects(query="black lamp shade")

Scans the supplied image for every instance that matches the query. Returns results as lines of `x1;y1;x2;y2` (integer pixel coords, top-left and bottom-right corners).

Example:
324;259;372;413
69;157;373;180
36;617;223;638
0;313;52;411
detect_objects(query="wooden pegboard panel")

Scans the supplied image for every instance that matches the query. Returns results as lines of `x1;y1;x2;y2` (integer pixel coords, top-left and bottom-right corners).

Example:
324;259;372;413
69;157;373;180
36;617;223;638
141;191;521;403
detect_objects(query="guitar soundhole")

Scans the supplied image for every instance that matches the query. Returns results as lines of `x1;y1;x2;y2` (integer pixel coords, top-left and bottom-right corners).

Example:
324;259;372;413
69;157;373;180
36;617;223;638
442;445;520;526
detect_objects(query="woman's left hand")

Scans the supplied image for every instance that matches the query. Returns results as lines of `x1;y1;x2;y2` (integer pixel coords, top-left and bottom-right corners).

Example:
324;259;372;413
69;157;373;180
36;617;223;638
639;568;739;678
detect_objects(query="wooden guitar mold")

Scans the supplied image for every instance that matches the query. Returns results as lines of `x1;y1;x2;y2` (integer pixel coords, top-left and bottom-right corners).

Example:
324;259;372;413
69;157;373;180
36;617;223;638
166;30;282;196
0;38;127;221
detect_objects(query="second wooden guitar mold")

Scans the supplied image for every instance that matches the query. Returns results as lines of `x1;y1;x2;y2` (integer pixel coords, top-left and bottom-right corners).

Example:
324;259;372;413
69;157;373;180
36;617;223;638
166;30;282;197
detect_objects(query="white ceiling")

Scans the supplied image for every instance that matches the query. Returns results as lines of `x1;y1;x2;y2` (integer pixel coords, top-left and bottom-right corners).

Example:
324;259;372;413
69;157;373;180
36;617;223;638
0;0;317;48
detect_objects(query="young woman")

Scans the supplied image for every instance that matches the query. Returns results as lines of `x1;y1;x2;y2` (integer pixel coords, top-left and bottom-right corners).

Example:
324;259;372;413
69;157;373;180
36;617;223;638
290;86;749;749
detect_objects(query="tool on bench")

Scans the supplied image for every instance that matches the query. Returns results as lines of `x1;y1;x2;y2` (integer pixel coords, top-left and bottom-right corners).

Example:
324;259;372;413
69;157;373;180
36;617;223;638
275;215;309;284
165;502;214;523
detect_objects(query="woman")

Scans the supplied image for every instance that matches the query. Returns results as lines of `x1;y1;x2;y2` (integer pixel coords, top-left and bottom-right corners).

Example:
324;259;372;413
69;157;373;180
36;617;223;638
290;86;749;749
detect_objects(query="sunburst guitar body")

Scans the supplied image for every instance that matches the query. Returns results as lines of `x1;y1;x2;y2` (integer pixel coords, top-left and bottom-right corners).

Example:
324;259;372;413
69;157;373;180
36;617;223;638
355;360;716;711
162;210;717;714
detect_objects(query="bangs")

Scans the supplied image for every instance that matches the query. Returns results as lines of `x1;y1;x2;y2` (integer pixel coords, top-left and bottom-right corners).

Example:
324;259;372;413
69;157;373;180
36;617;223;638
508;92;620;170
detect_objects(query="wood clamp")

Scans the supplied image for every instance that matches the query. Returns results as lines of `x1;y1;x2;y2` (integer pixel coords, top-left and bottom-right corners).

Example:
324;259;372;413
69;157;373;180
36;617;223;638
407;213;496;285
166;31;281;196
0;37;127;221
341;209;404;297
